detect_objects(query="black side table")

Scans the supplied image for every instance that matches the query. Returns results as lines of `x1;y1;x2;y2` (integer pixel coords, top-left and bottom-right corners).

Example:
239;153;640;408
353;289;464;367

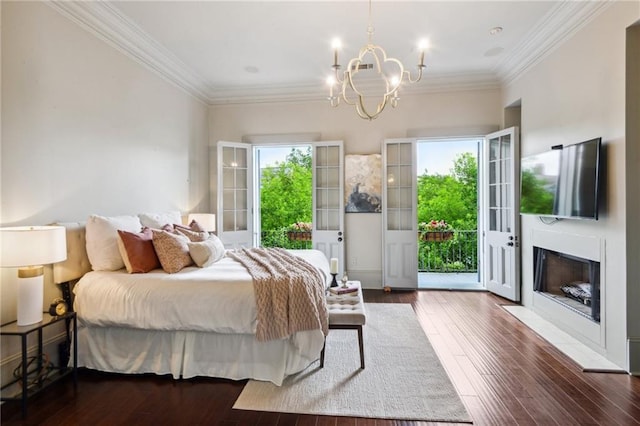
0;312;77;418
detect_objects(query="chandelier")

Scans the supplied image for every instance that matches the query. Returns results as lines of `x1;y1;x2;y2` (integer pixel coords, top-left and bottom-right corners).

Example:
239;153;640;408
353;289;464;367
327;0;427;120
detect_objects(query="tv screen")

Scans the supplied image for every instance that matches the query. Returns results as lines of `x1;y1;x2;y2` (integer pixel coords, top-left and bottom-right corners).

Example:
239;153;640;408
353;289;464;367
520;137;601;220
520;150;560;216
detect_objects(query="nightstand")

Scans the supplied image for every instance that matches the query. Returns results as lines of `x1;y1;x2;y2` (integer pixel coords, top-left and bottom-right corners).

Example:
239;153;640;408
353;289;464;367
0;312;77;418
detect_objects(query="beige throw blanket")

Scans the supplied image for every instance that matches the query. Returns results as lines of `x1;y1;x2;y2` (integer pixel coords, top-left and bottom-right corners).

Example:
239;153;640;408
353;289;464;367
228;247;328;342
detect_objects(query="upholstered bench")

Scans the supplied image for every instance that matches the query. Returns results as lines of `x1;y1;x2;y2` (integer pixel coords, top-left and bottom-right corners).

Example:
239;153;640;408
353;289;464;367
320;281;366;369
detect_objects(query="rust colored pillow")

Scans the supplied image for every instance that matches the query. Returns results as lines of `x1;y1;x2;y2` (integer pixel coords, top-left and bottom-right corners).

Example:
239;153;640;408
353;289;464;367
116;228;161;273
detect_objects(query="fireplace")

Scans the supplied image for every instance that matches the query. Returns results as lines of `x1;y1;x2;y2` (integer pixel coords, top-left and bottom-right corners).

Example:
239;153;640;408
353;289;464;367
533;247;600;322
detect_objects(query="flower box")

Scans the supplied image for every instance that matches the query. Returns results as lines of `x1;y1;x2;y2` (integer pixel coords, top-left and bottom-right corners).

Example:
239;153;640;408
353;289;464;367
419;231;454;242
287;231;312;241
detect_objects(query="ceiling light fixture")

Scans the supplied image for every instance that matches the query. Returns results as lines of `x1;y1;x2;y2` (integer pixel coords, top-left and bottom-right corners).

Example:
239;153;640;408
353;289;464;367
327;0;427;120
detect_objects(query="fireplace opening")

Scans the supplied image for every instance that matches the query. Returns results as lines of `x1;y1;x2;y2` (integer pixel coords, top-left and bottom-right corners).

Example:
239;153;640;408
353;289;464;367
533;247;600;322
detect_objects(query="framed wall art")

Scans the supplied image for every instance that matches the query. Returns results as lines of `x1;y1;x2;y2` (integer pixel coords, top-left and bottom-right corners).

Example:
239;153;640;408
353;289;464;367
344;154;382;213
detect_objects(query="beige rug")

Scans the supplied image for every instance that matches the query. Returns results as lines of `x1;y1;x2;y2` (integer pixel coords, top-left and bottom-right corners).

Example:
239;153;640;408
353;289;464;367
233;303;471;422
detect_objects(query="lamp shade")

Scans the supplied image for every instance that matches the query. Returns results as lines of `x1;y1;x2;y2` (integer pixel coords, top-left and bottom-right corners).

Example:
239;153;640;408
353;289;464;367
187;213;216;233
0;226;67;267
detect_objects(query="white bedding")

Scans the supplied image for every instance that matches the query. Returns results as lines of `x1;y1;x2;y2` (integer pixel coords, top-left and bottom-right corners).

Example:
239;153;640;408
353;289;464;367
72;248;331;384
73;249;331;333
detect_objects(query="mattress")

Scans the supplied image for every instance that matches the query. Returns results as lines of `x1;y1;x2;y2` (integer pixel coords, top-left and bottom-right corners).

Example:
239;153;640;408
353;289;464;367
73;249;331;334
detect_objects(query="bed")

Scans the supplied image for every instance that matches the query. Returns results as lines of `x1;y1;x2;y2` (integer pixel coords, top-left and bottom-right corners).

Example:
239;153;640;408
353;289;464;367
52;221;331;385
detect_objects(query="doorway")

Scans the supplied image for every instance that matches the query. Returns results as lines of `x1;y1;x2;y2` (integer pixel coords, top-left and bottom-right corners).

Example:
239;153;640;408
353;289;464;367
254;145;313;249
416;138;484;290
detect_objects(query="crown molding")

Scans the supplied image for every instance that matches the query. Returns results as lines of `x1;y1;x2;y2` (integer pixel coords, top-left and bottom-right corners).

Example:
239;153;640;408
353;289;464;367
496;0;613;86
48;0;610;105
47;0;211;104
207;72;500;105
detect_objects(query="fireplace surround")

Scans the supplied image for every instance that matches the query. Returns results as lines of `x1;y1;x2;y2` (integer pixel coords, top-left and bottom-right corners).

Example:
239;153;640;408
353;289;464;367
533;246;601;323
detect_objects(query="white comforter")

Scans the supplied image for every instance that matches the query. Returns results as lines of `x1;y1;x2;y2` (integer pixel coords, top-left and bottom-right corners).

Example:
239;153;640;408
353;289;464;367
73;249;331;334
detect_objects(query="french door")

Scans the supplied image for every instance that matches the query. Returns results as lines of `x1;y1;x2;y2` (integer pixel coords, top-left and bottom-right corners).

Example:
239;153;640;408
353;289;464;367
217;141;253;249
216;140;344;273
382;138;418;289
312;142;345;276
483;127;520;301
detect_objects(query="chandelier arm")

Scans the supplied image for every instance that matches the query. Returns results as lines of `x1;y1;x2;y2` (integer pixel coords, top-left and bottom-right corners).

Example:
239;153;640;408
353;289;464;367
405;66;425;84
341;80;359;106
334;67;345;84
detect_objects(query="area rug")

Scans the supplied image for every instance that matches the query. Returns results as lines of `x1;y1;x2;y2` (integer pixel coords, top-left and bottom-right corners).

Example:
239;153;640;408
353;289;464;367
233;303;471;422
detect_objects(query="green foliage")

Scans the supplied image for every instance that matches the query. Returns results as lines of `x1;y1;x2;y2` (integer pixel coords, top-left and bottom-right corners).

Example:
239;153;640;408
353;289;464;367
520;170;555;214
260;147;312;231
417;152;478;272
417;152;477;230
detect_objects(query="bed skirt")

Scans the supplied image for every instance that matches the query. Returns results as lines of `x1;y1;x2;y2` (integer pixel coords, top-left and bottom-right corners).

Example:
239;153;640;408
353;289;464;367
73;324;324;386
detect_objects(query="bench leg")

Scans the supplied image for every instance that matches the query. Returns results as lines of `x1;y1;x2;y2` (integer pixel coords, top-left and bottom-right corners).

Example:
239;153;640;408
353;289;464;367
357;325;365;369
320;337;325;368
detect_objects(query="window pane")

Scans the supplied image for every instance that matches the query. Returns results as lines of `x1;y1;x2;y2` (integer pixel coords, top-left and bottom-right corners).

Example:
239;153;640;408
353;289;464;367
387;144;398;164
223;211;235;232
399;143;412;164
490;139;499;161
236;169;247;189
316;146;327;166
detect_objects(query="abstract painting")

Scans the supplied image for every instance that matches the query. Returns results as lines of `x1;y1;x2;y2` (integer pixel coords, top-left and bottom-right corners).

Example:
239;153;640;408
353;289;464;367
345;154;382;213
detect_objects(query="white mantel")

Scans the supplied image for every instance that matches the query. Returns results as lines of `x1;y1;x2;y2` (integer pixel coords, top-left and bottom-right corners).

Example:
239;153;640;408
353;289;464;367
529;229;606;353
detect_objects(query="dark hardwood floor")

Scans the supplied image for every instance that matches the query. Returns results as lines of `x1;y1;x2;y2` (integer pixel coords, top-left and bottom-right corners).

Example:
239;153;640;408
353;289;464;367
3;290;640;425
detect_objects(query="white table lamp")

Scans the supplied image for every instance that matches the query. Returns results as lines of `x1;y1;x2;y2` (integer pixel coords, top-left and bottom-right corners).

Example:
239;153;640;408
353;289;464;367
0;226;67;325
187;213;216;233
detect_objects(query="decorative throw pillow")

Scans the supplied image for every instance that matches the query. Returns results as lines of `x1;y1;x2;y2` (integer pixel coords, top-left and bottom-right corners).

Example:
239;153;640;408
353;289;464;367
86;214;142;271
116;228;160;273
174;227;209;242
172;221;206;233
188;234;226;267
188;220;206;232
151;230;193;273
138;211;182;229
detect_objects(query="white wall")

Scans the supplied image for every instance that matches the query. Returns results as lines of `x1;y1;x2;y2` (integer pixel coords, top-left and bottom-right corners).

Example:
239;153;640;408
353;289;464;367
1;0;209;355
503;1;640;369
626;21;640;374
209;88;502;286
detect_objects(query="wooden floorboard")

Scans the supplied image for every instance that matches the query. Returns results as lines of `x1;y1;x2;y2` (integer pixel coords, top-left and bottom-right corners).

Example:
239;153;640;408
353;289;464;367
2;290;639;425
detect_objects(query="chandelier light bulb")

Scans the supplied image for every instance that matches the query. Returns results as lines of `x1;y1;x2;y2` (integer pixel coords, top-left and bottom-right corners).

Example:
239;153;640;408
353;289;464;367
331;38;342;50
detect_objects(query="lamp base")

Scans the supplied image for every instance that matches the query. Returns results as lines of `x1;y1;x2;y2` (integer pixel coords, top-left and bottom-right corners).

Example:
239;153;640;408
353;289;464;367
17;273;44;326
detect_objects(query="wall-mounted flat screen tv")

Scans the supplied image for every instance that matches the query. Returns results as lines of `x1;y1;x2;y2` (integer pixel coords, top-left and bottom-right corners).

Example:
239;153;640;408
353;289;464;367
520;150;560;216
520;137;601;220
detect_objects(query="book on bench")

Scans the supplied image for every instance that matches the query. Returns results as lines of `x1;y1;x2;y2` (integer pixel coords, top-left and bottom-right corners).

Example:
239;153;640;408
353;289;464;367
329;285;359;295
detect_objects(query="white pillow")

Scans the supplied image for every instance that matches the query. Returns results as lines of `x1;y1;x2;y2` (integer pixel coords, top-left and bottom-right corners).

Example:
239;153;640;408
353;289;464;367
86;214;142;271
138;211;182;229
187;235;226;267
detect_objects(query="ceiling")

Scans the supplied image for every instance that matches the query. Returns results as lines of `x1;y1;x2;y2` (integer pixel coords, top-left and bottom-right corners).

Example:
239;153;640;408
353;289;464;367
49;1;610;104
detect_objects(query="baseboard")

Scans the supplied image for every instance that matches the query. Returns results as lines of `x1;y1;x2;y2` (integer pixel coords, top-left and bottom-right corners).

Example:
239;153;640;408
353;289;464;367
628;338;640;375
347;270;382;289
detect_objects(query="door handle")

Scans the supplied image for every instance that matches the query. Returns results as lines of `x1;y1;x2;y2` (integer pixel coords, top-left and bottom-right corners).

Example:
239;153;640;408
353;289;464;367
507;241;514;247
338;237;343;242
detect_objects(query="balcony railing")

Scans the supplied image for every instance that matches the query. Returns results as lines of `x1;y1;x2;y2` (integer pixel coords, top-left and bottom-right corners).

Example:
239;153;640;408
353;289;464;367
260;230;313;250
418;230;478;272
260;229;478;273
